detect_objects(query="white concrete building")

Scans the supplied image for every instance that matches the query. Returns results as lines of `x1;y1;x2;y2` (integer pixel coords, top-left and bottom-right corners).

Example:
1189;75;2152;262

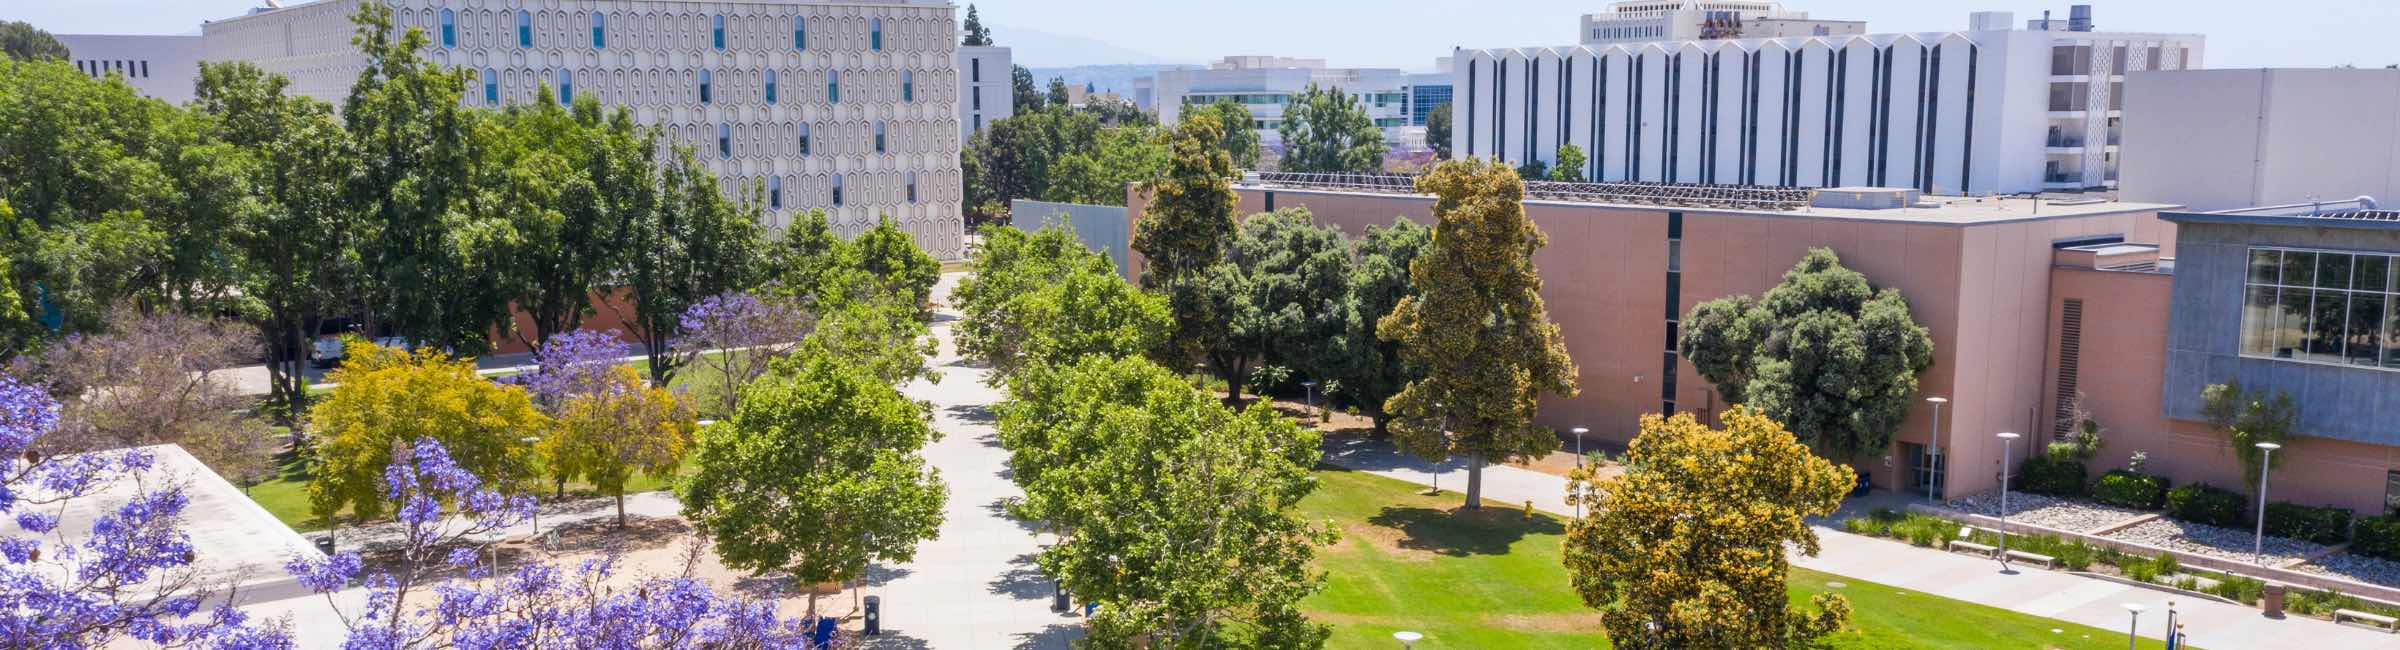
54;34;205;104
1149;56;1443;157
2120;68;2400;213
1581;1;1863;47
199;0;969;259
956;44;1009;138
1457;6;2201;195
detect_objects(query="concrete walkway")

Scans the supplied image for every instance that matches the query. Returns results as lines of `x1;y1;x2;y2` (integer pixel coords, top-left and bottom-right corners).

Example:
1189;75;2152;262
1319;436;2398;649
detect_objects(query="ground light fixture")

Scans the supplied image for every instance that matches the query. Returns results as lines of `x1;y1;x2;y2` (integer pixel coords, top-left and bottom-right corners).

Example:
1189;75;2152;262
2122;602;2145;650
1925;397;1948;502
1392;630;1422;649
520;435;543;542
1301;380;1318;419
1996;431;2022;570
2253;441;2282;565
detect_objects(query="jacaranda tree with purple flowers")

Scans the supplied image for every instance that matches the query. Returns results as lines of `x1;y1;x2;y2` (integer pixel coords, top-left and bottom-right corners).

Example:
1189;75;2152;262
0;370;296;648
285;437;836;649
671;292;813;417
514;328;633;413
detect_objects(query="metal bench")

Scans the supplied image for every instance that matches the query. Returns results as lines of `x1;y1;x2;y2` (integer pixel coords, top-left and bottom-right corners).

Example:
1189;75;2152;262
2003;549;2058;569
2335;609;2399;633
1946;540;1998;558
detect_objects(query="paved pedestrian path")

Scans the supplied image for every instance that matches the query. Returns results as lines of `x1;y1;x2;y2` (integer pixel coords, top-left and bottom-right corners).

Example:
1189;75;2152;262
1319;435;2397;649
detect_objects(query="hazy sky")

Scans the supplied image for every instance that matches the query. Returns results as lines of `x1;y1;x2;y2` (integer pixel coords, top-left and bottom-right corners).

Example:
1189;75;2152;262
8;0;2396;71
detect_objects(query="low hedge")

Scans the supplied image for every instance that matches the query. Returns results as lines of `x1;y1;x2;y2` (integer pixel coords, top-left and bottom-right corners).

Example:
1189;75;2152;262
2166;483;2247;528
2092;469;2170;510
2355;516;2400;560
2263;502;2353;545
2016;456;2088;497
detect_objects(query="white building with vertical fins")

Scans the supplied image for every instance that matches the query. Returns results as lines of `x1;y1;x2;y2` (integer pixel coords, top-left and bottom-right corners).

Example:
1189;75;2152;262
1458;5;2200;195
200;0;969;259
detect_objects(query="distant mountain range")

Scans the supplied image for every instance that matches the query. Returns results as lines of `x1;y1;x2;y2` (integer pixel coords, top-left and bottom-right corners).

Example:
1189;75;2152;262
1024;64;1198;97
986;24;1184;68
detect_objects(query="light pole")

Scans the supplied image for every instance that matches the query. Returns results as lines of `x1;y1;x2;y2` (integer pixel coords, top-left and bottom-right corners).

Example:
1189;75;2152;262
2253;442;2282;566
1925;397;1948;502
1571;426;1589;466
2122;603;2146;650
1301;380;1319;421
520;435;543;543
1392;631;1423;649
1997;431;2022;566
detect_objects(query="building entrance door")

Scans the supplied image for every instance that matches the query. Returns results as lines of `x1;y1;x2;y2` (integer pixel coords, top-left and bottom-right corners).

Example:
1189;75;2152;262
1902;442;1946;499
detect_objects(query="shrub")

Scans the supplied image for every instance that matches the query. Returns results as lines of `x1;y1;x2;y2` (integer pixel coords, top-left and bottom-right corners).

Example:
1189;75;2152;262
2166;483;2247;528
2016;455;2088;497
1844;509;1961;549
1964;529;2094;571
2263;502;2353;545
2092;469;2170;510
2203;572;2266;605
2353;516;2400;560
2290;589;2400;620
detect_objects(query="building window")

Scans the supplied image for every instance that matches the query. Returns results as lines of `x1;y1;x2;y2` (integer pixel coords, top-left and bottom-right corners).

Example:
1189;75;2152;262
829;70;840;103
832;174;845;207
871;18;883;51
770;177;783;210
440;9;455;48
765;70;778;104
517;10;532;48
483;68;498;105
902;70;914;102
972;58;981;83
794;16;807;50
2388;471;2400;515
875;122;886;153
592;13;605;48
699;70;712;104
718;124;731;159
798;123;812;155
712;15;725;49
906;172;917;203
2241;247;2398;368
558;69;572;104
2111;45;2127;75
2048;82;2090;112
972;86;981;110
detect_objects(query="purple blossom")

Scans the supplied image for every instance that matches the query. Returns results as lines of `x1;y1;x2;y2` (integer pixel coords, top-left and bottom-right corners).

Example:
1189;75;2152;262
517;329;634;412
672;292;814;414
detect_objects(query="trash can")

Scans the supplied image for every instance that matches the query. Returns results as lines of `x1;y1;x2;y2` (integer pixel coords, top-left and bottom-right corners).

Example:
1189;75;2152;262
2263;583;2287;619
314;535;335;555
1052;582;1070;612
864;596;881;635
810;617;837;647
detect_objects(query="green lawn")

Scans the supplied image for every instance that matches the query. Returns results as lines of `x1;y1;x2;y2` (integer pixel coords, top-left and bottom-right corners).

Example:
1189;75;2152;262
247;446;687;532
1299;467;2176;649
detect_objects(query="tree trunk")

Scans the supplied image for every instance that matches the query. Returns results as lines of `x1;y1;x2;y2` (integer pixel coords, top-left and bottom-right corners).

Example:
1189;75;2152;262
614;494;626;527
1371;412;1392;438
553;477;566;500
1464;454;1486;509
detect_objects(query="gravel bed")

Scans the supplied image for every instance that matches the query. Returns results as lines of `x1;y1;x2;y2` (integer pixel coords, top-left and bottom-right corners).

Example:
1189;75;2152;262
2104;518;2320;566
2297;553;2400;588
1944;491;2148;533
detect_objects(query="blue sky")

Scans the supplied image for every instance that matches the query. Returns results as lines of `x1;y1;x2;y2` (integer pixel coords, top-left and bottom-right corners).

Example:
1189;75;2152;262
7;0;2395;71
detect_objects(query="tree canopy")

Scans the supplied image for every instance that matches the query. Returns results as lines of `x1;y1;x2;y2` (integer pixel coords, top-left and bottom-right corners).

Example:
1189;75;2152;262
1201;207;1352;403
544;365;695;526
1325;217;1432;433
1012;65;1043;113
1378;159;1578;508
1278;84;1388;174
1565;408;1853;648
0;21;67;61
2200;380;2298;490
1678;248;1934;458
1425;102;1453;160
307;344;545;522
1551;144;1588;182
1134;112;1243;373
961;4;993;46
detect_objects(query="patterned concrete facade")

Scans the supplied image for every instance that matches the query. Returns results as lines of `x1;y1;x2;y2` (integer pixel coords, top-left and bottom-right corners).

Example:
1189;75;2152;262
202;0;967;259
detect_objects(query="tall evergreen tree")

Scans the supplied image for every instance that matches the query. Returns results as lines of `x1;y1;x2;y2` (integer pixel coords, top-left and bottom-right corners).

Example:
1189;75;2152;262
1278;84;1388;173
960;4;993;46
1327;217;1432;433
0;21;67;61
1425;102;1453;160
1134;112;1240;371
1046;76;1072;107
1378;159;1579;509
1012;65;1044;112
1200;100;1263;170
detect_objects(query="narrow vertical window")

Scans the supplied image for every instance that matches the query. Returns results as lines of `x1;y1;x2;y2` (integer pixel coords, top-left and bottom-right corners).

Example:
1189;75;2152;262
712;15;725;50
829;70;840;103
699;70;712;103
875;122;887;153
871;18;883;51
902;70;914;102
718;124;731;159
832;174;845;206
591;13;605;49
794;16;807;50
765;70;778;104
770;177;783;210
558;69;572;104
484;68;498;105
972;58;981;82
799;123;812;155
907;172;918;204
440;9;455;47
517;10;532;48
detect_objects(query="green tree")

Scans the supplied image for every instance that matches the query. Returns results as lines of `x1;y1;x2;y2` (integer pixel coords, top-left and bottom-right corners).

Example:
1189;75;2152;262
0;21;67;61
488;94;654;349
954;223;1163;383
971;108;1100;209
1377;159;1578;509
2200;380;2299;491
1327;217;1432;434
1135;112;1241;372
308;345;545;523
1277;84;1388;173
341;2;509;354
543;365;695;526
851;214;941;312
1200;101;1262;170
620;148;767;386
961;4;994;46
1046;76;1072;107
1204;208;1351;403
678;347;947;617
0;57;182;337
1564;408;1853;648
1000;355;1333;647
767;208;850;303
1425;102;1453;160
1515;158;1548;182
807;277;939;388
1012;65;1043;113
1677;248;1934;458
1044;125;1168;206
1551;144;1588;182
192;61;358;421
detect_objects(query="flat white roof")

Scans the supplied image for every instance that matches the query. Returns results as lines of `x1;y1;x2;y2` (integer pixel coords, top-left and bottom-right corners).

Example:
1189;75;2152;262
9;444;320;590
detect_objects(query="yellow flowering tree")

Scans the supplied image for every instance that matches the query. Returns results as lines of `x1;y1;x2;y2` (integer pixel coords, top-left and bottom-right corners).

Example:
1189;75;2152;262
543;365;696;526
308;343;546;523
1563;408;1853;648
